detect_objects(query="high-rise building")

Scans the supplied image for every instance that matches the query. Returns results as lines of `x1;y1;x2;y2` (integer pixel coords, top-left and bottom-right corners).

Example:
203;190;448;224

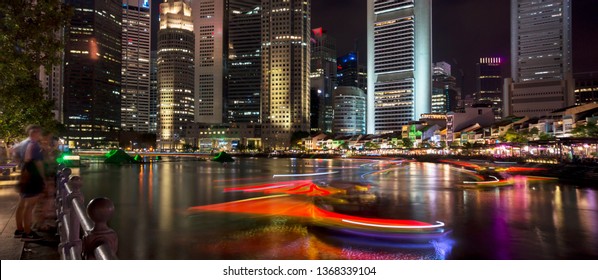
192;0;225;124
333;86;366;136
432;62;458;114
227;0;262;124
574;72;598;105
433;61;451;77
121;0;151;132
310;27;336;134
511;0;571;82
149;51;158;133
261;0;311;149
38;27;64;122
476;57;503;119
157;0;195;150
506;0;574;118
337;52;367;92
63;0;122;148
39;63;63;122
367;0;432;134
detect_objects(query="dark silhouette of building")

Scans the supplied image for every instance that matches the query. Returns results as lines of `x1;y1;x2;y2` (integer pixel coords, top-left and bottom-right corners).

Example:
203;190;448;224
310;27;336;134
432;62;459;114
337;52;366;92
227;0;262;124
476;57;503;119
574;72;598;105
63;0;122;148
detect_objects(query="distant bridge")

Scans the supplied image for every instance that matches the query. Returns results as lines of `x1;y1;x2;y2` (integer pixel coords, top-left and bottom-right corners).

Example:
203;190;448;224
76;150;213;158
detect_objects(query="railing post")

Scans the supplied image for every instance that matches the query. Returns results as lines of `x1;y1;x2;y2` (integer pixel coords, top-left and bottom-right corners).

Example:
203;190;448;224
56;167;72;259
56;167;71;204
82;198;118;260
66;176;83;258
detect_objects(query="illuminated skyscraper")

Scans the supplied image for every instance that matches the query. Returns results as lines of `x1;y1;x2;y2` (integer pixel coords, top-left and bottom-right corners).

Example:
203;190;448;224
121;0;151;132
157;0;194;150
333;86;366;136
476;57;503;119
227;0;262;124
63;0;122;147
337;52;367;92
506;0;574;118
191;0;225;124
432;62;458;114
38;63;63;122
367;0;432;134
511;0;571;82
149;51;158;133
310;27;336;134
574;72;598;105
261;0;311;149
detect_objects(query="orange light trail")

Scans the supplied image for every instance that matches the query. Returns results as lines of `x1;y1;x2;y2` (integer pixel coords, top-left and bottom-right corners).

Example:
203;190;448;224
188;195;443;232
224;180;337;196
504;166;548;172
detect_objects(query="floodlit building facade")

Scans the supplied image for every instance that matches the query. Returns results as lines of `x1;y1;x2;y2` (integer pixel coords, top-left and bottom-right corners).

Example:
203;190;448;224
333;86;366;136
261;0;311;149
506;0;574;118
367;0;432;134
191;0;225;124
121;0;151;132
157;0;195;150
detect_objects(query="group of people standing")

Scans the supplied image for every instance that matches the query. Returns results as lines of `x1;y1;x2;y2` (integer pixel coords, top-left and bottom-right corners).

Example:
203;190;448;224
11;125;59;241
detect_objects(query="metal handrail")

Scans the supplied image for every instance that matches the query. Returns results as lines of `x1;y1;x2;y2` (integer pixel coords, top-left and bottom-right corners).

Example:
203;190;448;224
56;167;118;260
65;182;94;232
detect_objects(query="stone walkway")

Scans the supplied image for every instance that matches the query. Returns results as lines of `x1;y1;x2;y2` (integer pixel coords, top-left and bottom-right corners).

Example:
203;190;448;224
0;185;25;260
0;182;59;260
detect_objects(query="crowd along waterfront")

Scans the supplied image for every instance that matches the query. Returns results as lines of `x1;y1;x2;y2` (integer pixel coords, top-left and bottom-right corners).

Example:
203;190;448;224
73;157;597;260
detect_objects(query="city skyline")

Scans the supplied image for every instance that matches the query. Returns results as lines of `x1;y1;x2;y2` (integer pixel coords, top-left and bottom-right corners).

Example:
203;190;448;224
24;0;598;150
3;0;598;266
149;0;598;98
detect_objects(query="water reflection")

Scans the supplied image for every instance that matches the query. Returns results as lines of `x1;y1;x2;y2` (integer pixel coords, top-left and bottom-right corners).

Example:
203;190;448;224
79;159;598;259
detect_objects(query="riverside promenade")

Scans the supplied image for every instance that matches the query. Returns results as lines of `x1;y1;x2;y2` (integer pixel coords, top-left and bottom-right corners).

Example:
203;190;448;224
0;178;59;260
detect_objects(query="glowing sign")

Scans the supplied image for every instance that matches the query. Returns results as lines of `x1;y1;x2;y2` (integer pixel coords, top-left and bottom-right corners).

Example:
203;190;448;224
143;0;149;8
63;155;80;160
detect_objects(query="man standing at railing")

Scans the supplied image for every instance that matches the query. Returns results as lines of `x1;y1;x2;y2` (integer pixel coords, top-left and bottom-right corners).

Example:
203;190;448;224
14;125;45;241
34;132;60;232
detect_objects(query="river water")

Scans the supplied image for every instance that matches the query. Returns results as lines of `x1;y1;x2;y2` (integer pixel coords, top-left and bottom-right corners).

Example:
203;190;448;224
78;158;598;260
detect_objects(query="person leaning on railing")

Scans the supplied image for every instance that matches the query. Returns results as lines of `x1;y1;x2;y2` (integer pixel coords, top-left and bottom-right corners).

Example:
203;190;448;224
34;132;60;232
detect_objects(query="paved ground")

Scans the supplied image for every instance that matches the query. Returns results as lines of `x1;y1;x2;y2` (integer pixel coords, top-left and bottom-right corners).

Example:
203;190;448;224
0;181;59;260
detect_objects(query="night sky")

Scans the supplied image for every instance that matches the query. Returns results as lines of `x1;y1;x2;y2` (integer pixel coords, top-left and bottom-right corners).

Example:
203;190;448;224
152;0;598;96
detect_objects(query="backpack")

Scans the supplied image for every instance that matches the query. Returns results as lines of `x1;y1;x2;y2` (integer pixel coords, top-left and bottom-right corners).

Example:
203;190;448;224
10;139;30;167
